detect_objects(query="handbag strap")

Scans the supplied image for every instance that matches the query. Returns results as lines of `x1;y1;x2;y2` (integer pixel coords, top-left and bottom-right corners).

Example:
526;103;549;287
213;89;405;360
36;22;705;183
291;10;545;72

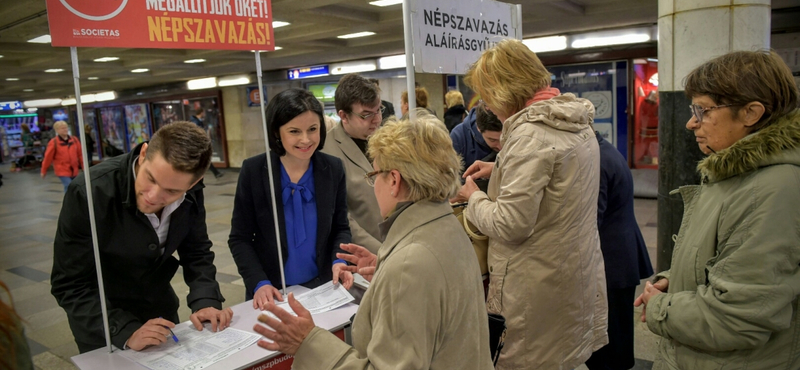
462;210;488;241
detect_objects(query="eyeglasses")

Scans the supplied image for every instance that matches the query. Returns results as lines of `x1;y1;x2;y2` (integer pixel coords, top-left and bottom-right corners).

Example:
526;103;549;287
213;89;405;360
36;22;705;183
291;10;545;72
689;104;737;123
352;106;386;121
364;169;389;186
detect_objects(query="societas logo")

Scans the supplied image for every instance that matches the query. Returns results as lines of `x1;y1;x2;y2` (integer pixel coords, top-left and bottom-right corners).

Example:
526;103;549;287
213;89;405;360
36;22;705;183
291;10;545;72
59;0;128;21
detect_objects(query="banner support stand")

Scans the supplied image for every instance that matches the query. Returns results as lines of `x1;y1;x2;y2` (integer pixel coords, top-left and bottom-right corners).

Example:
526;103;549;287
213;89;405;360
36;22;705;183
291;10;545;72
402;0;417;120
255;52;288;298
70;46;113;352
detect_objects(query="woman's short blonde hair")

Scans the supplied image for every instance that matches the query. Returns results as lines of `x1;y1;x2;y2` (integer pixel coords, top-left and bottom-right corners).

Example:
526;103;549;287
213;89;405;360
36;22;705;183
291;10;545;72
368;110;462;202
445;90;465;108
53;121;68;130
465;39;551;119
401;87;430;108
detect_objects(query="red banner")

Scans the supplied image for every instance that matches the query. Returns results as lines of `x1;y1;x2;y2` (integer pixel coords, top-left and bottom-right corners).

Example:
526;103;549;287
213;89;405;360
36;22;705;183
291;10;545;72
45;0;274;51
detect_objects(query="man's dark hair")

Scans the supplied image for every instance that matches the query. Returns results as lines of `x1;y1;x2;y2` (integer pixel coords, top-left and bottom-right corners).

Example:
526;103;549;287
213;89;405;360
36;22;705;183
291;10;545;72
476;103;502;132
335;74;380;114
146;121;212;180
266;88;326;156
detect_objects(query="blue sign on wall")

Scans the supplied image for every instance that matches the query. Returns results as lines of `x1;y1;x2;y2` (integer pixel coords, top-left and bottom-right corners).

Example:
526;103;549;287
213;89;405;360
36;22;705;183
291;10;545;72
0;101;23;111
287;65;330;80
246;86;267;107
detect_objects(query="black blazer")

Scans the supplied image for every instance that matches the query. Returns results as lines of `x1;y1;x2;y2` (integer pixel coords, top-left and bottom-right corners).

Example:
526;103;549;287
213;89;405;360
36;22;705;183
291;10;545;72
229;151;351;300
51;142;223;353
596;132;654;289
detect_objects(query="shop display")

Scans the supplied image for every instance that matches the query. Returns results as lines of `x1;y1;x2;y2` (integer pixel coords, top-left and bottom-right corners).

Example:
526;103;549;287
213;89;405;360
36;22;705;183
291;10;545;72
124;104;151;149
632;60;659;168
99;106;127;156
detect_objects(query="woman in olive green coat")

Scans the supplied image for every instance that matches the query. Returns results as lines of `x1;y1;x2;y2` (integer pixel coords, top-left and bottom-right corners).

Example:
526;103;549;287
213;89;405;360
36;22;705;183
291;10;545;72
636;50;800;369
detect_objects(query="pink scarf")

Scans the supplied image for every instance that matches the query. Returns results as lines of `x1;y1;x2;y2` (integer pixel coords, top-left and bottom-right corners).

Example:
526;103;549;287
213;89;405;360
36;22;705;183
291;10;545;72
525;87;560;107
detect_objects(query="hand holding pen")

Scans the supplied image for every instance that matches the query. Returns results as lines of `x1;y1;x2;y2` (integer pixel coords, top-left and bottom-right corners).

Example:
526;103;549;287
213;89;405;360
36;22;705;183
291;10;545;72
126;317;178;351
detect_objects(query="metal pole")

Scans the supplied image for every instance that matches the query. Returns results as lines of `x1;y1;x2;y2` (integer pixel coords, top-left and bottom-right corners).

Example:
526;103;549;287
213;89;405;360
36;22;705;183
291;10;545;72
70;47;113;352
255;51;288;298
402;0;417;120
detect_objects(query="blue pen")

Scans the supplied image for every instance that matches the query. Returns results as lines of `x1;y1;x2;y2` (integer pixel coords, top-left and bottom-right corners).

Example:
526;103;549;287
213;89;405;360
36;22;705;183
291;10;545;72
159;317;179;343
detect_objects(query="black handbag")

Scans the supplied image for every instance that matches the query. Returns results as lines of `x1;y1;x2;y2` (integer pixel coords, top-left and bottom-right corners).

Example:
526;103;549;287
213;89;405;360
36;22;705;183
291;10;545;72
488;313;507;366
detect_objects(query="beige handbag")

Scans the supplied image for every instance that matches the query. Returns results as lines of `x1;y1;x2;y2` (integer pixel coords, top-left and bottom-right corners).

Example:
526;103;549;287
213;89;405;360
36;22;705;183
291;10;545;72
452;203;489;275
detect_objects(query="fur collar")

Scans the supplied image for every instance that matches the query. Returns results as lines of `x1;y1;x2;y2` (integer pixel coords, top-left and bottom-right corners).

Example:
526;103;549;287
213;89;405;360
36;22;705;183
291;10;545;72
698;110;800;182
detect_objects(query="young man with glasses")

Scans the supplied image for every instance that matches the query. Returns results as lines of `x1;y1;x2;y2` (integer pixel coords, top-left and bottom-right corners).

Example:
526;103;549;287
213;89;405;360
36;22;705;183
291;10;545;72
321;74;385;253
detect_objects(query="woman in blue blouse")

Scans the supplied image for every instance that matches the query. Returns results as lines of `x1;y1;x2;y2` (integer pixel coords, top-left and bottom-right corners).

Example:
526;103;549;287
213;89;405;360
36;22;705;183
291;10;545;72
229;88;352;309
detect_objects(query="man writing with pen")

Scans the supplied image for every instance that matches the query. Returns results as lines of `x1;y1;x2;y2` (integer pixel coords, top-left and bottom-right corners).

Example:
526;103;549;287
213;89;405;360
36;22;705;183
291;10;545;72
51;122;233;353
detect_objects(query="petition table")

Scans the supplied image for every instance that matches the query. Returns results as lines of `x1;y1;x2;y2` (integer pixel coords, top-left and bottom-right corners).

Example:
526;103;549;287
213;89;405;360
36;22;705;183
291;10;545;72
71;286;359;370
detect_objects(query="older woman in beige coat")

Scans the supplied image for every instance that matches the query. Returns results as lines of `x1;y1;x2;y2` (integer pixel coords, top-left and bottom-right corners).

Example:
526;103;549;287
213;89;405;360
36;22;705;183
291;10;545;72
254;111;493;370
455;39;608;369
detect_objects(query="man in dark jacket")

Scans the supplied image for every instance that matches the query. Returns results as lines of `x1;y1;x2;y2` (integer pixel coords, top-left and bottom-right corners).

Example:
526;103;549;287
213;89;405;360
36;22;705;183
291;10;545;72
585;132;653;370
51;122;232;353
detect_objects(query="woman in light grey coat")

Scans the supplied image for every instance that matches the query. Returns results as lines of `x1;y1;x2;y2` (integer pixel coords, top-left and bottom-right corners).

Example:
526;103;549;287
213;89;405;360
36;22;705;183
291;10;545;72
254;111;494;370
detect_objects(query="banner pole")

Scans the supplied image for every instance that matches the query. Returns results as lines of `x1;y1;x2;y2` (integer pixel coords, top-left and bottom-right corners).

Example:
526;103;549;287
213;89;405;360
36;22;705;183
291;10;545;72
255;51;288;298
70;47;113;352
402;0;417;120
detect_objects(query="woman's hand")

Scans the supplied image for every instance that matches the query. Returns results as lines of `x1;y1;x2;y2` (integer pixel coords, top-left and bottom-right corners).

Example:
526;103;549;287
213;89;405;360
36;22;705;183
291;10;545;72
253;284;284;310
332;263;354;289
336;243;377;282
451;175;479;203
634;278;669;322
255;293;315;356
463;161;494;180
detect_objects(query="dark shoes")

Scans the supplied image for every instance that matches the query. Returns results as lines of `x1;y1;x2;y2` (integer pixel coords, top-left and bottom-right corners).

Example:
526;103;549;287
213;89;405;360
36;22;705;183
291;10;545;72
214;172;224;179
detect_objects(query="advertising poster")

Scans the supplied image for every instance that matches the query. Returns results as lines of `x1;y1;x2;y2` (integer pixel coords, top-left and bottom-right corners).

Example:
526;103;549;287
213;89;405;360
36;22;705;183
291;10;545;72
125;104;151;148
153;101;185;130
100;106;126;155
46;0;275;51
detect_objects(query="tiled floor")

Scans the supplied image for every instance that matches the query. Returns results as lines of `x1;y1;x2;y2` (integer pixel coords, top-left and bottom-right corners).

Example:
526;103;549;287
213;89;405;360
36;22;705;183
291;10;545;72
0;162;661;369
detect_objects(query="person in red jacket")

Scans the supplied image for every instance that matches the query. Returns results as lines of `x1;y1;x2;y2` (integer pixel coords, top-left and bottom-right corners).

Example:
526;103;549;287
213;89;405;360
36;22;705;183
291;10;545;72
41;121;83;192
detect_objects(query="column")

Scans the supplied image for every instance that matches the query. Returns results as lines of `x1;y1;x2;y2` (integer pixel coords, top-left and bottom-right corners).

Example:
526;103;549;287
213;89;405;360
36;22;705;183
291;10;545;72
656;0;770;272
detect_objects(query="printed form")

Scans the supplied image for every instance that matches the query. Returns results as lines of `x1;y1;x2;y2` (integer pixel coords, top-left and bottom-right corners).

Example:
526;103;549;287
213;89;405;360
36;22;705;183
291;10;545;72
118;325;260;370
263;282;354;319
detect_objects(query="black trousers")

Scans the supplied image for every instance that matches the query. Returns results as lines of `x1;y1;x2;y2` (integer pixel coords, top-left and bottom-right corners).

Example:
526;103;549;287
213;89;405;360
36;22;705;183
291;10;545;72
585;285;637;370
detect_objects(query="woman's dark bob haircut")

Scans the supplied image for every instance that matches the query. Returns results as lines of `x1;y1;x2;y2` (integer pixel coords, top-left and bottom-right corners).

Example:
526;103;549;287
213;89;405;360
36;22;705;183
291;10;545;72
266;88;326;156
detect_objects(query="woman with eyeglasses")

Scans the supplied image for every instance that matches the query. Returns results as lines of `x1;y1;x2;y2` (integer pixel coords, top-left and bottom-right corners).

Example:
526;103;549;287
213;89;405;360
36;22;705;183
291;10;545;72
41;120;83;192
252;111;494;370
229;88;353;310
634;50;800;369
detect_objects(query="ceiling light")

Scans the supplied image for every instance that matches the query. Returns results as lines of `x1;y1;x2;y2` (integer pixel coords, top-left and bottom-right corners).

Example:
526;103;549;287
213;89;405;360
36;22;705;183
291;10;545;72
6;78;19;81
378;54;407;70
218;75;251;87
251;46;282;52
23;89;34;92
330;61;377;75
187;77;217;90
0;55;3;58
45;69;64;73
571;32;651;49
61;98;77;106
369;0;402;6
274;46;282;50
93;56;119;62
522;36;567;53
27;35;51;43
87;77;99;80
27;108;37;112
272;21;290;28
95;91;117;101
23;98;62;108
184;59;206;63
131;68;149;73
337;31;375;39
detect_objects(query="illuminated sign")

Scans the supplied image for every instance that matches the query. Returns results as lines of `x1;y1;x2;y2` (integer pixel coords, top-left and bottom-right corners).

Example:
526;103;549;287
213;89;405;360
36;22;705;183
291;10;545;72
0;101;23;111
287;65;329;80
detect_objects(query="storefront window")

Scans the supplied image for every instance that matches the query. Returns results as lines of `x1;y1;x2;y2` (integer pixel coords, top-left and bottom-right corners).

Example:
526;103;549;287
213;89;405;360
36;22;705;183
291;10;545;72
152;101;186;130
183;97;226;164
124;104;152;149
632;60;659;168
99;106;127;157
549;61;628;159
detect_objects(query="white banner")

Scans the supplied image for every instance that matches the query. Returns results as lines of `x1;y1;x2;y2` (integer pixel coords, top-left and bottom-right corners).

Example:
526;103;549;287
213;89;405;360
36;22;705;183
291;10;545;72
411;0;522;74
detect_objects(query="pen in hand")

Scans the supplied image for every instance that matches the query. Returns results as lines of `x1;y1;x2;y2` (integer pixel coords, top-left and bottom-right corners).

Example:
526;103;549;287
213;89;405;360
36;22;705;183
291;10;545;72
159;317;179;343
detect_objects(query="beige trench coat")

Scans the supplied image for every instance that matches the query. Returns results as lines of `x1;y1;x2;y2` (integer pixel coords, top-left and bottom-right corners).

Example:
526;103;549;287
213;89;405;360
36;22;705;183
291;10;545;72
294;201;493;370
322;125;383;253
466;94;608;370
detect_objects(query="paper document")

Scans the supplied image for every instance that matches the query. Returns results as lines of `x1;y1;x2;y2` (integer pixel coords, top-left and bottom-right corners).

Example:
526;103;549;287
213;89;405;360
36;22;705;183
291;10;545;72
118;325;260;370
353;273;370;290
263;282;354;319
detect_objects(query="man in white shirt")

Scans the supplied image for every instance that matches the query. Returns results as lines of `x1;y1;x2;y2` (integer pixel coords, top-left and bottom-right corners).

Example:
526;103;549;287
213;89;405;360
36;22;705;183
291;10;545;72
51;121;232;353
